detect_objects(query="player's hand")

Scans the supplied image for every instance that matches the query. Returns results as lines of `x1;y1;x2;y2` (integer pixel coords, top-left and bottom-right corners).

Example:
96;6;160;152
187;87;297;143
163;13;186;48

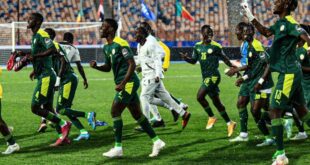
155;77;160;83
254;83;262;92
83;80;89;89
26;54;33;61
180;52;189;60
240;2;255;21
29;71;35;81
90;60;97;69
235;78;244;87
115;82;125;92
226;67;238;77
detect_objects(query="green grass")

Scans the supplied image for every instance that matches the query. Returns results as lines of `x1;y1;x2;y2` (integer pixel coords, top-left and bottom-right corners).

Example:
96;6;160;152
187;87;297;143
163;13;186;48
1;63;310;164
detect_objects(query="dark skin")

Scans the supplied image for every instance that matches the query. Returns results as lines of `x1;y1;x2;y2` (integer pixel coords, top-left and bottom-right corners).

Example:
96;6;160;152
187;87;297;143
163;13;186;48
249;0;310;119
90;21;143;118
180;27;234;113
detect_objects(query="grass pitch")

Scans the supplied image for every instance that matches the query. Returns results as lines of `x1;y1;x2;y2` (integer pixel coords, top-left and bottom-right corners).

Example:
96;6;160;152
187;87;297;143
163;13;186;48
0;63;310;165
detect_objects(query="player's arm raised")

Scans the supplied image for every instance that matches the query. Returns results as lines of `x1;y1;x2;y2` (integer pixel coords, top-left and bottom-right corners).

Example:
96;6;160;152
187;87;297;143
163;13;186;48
241;2;273;37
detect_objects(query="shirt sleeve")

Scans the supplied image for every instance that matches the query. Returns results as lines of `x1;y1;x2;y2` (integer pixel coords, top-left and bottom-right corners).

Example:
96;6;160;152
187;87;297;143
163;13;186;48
288;24;305;37
39;35;54;49
71;48;81;62
120;45;134;60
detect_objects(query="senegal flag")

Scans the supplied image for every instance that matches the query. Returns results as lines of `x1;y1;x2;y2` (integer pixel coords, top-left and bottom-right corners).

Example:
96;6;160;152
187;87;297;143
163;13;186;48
176;0;194;22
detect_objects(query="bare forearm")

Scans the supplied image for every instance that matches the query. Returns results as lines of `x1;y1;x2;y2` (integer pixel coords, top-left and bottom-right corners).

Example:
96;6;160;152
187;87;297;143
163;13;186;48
95;64;111;72
184;57;197;64
261;64;271;80
58;57;66;77
121;60;135;85
76;62;87;81
252;19;273;37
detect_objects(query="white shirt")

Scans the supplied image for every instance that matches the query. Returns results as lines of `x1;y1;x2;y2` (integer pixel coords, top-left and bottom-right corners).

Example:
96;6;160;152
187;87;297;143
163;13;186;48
136;35;164;80
59;42;81;62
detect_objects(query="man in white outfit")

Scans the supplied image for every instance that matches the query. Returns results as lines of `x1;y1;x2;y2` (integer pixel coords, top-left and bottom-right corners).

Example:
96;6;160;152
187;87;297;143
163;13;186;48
134;27;191;129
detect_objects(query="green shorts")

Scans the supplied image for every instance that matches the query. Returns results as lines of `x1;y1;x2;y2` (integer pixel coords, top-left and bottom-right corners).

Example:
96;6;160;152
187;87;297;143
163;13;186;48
56;73;78;110
114;79;140;104
238;81;251;97
270;72;305;110
31;72;56;106
302;79;310;110
200;76;221;97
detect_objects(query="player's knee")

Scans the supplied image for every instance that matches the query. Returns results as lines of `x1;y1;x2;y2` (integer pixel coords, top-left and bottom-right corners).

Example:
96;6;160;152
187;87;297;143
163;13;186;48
31;105;40;115
237;99;246;108
197;95;205;102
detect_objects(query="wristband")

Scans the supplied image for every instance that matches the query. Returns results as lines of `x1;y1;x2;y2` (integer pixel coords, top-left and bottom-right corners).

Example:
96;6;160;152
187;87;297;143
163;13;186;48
258;78;264;85
242;75;249;80
55;76;61;87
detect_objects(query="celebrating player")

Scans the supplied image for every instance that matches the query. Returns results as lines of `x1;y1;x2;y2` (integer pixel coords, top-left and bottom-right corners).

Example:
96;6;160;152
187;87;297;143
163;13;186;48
227;22;274;147
90;18;165;158
241;0;310;163
26;12;71;145
181;25;236;137
135;26;191;130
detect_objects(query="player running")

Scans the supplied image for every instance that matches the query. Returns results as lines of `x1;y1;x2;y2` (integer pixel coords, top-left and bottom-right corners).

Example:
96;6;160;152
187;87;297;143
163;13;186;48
241;0;310;163
44;29;96;143
181;25;237;137
227;22;274;146
25;13;71;146
90;18;165;158
135;26;191;130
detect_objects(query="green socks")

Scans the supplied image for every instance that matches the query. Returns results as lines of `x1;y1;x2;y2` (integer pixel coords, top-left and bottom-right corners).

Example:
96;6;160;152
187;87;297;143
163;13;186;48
46;112;64;126
238;107;248;133
219;111;231;123
137;116;157;139
113;117;123;145
271;118;284;151
204;106;214;117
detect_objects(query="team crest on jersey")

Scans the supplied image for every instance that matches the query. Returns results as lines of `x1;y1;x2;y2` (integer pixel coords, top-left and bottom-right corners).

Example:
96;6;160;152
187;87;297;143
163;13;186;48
300;54;305;60
280;25;285;31
122;48;129;57
112;49;115;55
207;48;213;54
248;52;253;57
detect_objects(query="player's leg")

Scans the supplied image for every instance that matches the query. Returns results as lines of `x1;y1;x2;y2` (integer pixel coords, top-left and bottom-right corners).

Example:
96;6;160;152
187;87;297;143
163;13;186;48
31;74;71;143
230;82;250;142
127;101;165;157
152;81;191;129
210;94;236;137
169;93;188;110
290;110;307;140
0;99;19;154
56;74;94;141
149;105;165;128
251;93;275;147
196;85;216;129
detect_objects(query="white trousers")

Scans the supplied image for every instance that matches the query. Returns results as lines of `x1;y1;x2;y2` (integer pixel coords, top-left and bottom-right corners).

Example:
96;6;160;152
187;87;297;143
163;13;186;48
140;78;185;121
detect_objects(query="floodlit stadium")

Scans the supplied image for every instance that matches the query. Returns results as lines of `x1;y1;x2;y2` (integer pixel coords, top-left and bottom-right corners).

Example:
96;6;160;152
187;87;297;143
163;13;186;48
0;0;310;164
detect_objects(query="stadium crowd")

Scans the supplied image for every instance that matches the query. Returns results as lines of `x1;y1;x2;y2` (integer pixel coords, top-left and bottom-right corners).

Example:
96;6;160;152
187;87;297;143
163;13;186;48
0;0;309;46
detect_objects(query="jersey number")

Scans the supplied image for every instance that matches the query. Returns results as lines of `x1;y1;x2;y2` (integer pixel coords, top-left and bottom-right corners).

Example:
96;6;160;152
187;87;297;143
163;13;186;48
201;52;207;60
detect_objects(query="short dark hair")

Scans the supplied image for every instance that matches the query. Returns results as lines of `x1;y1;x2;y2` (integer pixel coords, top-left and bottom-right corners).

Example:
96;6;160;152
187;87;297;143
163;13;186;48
31;12;43;24
140;22;155;35
236;22;255;36
300;24;310;34
44;28;56;40
201;25;213;36
63;32;74;44
104;18;118;33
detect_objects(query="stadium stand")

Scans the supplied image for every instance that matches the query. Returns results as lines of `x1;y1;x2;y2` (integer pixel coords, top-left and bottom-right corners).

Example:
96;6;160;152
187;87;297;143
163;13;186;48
0;0;309;46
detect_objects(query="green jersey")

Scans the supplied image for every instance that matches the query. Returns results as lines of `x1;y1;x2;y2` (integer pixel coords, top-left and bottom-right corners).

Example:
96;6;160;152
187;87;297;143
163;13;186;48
296;43;310;80
268;15;304;73
192;40;224;79
31;29;54;76
246;39;274;89
103;36;138;84
52;41;61;75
